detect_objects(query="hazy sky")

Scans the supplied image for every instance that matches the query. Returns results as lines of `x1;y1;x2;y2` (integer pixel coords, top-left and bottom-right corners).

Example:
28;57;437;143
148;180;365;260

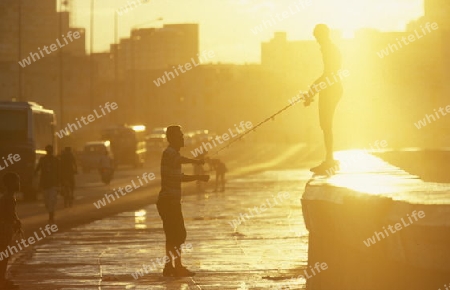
69;0;424;63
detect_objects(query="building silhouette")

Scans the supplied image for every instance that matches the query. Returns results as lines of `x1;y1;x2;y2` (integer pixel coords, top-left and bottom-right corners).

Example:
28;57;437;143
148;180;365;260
0;0;448;149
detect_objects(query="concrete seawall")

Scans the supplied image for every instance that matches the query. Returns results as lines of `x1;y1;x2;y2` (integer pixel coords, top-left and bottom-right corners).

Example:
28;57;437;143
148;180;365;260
302;150;450;290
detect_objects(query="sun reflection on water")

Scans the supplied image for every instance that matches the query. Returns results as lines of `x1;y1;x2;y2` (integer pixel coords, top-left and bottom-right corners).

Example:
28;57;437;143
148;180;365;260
328;150;424;197
134;209;147;229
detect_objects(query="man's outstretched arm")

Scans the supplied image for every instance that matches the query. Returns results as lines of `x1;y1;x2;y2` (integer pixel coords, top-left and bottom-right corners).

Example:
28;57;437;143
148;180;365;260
180;156;204;165
182;174;210;182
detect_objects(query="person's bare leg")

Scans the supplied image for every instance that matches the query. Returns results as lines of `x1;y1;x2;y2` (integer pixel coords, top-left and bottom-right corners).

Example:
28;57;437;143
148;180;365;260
166;243;185;269
323;128;334;162
220;174;225;191
215;172;219;191
166;243;176;266
171;246;182;268
162;242;176;276
171;243;194;276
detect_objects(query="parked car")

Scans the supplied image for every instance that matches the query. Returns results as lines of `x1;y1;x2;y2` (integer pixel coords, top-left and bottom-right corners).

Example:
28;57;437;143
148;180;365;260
79;141;113;173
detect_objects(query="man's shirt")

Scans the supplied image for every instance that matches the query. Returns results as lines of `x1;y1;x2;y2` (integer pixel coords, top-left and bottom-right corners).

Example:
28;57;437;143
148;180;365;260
36;155;60;189
158;146;184;201
60;152;77;176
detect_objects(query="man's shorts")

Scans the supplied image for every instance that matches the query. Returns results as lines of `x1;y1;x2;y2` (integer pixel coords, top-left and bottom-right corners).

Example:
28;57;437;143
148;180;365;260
156;199;186;246
319;83;343;131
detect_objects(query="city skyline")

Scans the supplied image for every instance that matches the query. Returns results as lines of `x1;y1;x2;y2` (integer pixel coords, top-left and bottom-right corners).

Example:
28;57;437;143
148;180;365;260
0;0;447;150
70;0;424;63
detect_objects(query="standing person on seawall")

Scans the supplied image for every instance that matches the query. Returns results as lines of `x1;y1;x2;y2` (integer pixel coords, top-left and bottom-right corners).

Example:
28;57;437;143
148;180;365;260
303;24;343;174
156;125;210;277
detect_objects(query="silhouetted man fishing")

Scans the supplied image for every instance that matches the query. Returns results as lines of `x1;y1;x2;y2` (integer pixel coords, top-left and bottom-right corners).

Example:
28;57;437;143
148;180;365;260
304;24;343;174
156;125;209;277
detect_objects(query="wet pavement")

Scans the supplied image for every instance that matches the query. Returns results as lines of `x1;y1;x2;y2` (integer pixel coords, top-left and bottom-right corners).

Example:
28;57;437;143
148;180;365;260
9;168;313;289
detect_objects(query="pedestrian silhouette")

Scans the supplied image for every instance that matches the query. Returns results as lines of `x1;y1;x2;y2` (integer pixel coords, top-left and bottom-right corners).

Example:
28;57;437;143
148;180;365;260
213;159;227;192
35;145;60;224
304;24;343;175
0;172;22;289
98;150;114;185
60;147;77;207
193;153;207;193
156;125;209;277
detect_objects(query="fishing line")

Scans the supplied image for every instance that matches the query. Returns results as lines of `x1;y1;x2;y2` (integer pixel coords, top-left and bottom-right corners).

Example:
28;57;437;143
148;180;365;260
208;96;306;156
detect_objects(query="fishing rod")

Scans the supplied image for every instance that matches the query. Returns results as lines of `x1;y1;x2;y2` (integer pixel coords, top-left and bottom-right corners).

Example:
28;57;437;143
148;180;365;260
208;92;309;156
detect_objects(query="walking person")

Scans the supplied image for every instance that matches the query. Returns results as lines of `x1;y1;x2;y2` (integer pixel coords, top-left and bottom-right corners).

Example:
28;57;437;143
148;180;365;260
157;125;209;277
60;147;77;207
98;150;114;185
303;24;344;175
0;172;22;289
193;153;206;193
214;159;227;192
35;145;60;224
